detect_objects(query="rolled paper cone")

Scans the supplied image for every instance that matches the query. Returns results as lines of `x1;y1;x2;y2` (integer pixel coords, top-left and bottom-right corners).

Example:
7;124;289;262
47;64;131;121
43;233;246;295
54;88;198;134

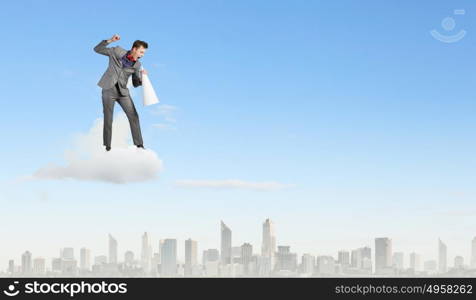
142;73;159;106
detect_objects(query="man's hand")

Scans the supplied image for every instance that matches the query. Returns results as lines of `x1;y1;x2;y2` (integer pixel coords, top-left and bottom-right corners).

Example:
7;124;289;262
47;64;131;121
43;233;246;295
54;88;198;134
107;34;120;43
141;69;148;75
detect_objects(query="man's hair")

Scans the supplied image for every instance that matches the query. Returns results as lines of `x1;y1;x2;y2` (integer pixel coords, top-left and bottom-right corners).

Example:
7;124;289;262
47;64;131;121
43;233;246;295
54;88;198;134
132;40;148;49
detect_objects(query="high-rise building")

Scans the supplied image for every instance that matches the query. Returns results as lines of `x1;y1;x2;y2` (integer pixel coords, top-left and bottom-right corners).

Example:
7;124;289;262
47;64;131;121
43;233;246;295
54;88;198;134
351;248;362;268
159;239;166;258
375;238;392;274
409;252;421;272
274;246;297;272
160;239;177;276
350;247;371;270
438;238;447;274
94;255;107;265
231;246;242;264
361;247;371;263
59;248;78;276
301;253;315;275
338;250;350;266
141;232;152;273
262;219;276;259
185;238;198;276
8;260;14;274
424;260;437;274
254;256;271;277
454;256;464;269
33;258;46;275
361;246;372;271
62;259;77;276
203;249;220;265
21;251;32;274
61;248;74;260
393;252;404;270
80;248;91;271
316;256;335;275
151;252;160;275
471;237;476;268
108;234;118;264
221;221;232;265
51;258;62;273
241;243;253;275
124;251;135;265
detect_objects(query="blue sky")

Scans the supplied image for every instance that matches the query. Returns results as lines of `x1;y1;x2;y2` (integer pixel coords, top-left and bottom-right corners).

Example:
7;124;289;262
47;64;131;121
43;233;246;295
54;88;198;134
0;0;475;267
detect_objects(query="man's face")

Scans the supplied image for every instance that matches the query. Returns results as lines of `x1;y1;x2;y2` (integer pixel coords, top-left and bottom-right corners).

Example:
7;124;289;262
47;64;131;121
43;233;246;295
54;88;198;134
131;46;146;60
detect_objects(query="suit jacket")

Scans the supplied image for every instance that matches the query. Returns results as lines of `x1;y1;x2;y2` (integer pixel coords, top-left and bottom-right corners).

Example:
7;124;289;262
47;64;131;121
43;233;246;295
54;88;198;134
93;39;142;96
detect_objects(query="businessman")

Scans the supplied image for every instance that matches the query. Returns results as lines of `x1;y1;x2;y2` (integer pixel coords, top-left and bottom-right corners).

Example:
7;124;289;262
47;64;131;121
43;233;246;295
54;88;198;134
93;34;148;151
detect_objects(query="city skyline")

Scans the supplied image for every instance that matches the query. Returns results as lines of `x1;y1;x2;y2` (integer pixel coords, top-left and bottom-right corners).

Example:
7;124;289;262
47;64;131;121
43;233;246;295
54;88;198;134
3;218;476;277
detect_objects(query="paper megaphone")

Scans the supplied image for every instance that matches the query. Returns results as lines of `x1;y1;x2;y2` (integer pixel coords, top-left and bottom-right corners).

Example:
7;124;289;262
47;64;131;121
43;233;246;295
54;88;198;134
141;66;159;106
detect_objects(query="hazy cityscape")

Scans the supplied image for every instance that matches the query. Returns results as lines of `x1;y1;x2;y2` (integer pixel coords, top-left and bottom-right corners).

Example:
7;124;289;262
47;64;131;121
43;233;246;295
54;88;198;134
2;219;476;278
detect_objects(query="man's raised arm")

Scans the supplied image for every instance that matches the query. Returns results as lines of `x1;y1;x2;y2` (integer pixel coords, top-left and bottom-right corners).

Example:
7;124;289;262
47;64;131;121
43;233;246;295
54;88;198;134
93;34;121;56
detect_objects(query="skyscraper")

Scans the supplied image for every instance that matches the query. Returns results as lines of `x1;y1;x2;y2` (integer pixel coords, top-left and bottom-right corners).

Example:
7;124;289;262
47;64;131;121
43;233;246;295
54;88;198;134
221;221;232;265
141;232;152;272
316;255;335;275
51;258;62;273
8;260;14;275
203;249;220;264
471;237;476;268
262;219;276;259
94;255;107;265
160;239;177;276
185;238;198;276
393;252;404;270
231;246;242;264
375;238;392;274
351;248;362;269
21;251;32;275
80;248;91;271
159;239;165;254
424;260;437;274
350;247;371;270
108;234;118;264
59;247;77;276
409;252;421;272
203;249;220;277
301;253;315;275
454;256;464;269
338;250;350;267
361;246;372;270
274;246;297;272
241;243;253;275
33;257;45;275
61;248;74;260
124;251;135;265
438;238;447;274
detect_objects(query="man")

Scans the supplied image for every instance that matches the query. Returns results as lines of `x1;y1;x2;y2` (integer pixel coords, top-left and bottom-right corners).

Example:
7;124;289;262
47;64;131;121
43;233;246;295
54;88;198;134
93;34;148;151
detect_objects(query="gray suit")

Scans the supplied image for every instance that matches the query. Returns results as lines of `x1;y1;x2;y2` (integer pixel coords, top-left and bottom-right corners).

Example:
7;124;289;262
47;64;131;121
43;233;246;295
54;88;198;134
93;39;144;148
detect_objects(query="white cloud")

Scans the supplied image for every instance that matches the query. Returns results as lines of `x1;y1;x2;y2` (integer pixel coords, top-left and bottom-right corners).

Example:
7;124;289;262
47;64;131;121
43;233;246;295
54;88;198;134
150;104;178;128
152;123;177;131
32;114;163;184
174;179;295;191
440;210;476;217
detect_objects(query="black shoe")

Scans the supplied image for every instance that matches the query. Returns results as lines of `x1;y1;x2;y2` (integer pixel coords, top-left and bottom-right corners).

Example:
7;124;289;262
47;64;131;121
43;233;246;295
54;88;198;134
106;146;111;151
137;144;145;149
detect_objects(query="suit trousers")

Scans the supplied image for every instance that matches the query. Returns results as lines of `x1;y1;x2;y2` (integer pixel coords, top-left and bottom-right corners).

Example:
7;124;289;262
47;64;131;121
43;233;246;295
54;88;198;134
102;83;143;147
